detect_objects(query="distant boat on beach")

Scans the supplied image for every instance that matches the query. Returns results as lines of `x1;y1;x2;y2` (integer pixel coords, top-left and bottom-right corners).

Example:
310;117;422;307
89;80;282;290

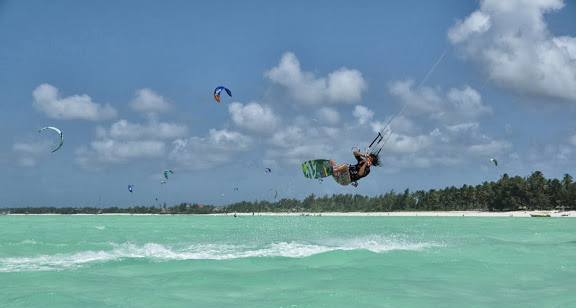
530;213;551;217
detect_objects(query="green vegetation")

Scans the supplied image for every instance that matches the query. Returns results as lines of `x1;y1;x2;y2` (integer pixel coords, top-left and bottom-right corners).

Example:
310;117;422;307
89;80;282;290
227;172;575;213
3;172;575;214
2;203;215;215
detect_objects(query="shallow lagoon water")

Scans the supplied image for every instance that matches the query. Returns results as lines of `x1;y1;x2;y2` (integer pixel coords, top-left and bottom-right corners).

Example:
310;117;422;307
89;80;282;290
1;215;574;308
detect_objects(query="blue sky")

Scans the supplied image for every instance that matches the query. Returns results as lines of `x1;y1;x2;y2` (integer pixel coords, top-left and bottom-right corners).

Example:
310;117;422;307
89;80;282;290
1;0;576;208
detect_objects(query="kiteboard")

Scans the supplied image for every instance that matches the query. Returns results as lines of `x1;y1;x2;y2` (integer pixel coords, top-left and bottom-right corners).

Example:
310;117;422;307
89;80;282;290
302;159;333;179
332;168;352;186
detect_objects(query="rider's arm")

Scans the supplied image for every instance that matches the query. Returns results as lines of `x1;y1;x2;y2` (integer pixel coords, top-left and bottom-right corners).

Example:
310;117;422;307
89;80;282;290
353;151;369;158
358;160;368;176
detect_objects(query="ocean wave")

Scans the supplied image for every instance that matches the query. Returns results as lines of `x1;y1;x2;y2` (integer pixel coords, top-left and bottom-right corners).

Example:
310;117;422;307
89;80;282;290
0;236;440;272
0;250;117;272
325;234;440;253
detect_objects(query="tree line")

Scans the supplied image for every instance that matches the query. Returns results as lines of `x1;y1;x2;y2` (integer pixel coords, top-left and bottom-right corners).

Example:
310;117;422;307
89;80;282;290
3;171;575;214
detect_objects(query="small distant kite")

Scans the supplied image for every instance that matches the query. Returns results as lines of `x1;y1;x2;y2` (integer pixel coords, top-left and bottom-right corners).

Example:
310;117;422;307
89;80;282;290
415;197;419;205
164;170;174;179
214;86;232;102
160;181;166;184
39;126;64;153
318;179;323;184
234;187;239;191
128;185;133;193
489;158;498;166
265;168;271;173
270;188;278;198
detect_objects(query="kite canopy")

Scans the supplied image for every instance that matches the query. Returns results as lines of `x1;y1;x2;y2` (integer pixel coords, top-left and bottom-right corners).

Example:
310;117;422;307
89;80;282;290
318;178;323;184
164;170;174;179
128;185;133;193
489;158;498;166
214;86;232;102
265;168;271;173
270;188;278;198
39;126;64;153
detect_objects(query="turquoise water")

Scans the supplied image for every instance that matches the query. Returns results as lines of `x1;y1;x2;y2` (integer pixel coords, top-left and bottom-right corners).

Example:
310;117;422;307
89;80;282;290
1;215;575;308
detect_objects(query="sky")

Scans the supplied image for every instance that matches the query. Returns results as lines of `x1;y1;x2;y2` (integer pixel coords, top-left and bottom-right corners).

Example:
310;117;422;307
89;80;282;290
1;0;576;208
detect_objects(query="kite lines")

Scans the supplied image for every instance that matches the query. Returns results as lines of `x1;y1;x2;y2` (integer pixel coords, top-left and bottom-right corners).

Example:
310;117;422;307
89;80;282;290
366;47;449;156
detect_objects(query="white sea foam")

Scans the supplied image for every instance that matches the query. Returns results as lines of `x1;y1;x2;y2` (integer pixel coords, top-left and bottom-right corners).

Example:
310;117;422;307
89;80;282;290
0;236;440;272
20;239;38;245
329;235;441;253
0;250;117;272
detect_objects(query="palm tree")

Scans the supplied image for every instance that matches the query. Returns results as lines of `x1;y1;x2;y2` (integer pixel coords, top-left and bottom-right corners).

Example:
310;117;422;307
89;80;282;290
562;174;573;189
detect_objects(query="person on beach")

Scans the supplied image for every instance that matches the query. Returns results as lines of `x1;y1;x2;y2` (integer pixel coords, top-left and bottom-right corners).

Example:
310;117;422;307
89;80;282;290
330;151;380;186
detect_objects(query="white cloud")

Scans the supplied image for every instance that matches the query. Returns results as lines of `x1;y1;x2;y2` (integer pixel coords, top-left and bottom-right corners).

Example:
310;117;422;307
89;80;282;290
75;140;166;168
265;143;332;167
570;134;576;147
376;126;515;171
326;68;367;103
433;86;493;122
84;140;165;162
168;129;252;170
353;105;374;125
17;157;37;167
389;81;492;124
264;52;367;105
384;153;464;171
266;125;339;165
316;107;340;125
98;119;188;140
447;11;491;44
12;141;52;167
270;126;308;149
12;141;51;154
448;0;576;101
378;115;422;136
76;121;250;170
228;102;279;133
467;139;514;156
446;122;479;133
76;119;188;169
130;88;172;113
524;139;576;177
376;128;466;170
386;131;436;154
363;103;515;171
259;99;495;169
252;73;508;174
388;80;444;114
33;84;117;121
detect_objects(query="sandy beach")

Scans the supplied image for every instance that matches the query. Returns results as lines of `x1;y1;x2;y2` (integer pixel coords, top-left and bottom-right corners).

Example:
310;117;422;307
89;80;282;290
5;211;574;217
214;210;575;217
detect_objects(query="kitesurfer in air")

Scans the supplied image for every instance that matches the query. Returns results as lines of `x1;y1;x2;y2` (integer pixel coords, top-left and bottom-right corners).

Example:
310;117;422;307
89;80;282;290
330;151;380;185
